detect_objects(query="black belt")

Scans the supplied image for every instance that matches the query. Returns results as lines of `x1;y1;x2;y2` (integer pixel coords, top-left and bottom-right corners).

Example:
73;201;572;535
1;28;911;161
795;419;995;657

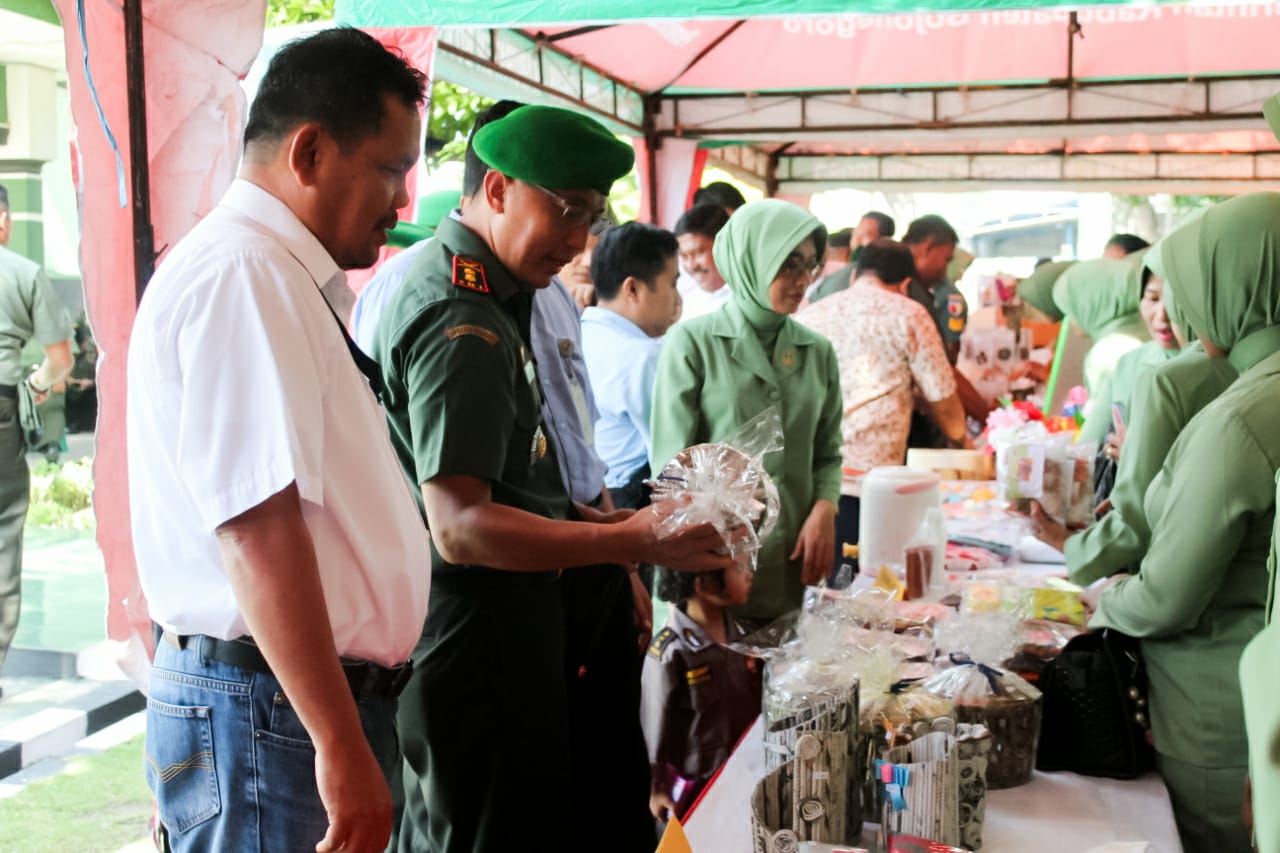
0;384;17;401
162;632;413;700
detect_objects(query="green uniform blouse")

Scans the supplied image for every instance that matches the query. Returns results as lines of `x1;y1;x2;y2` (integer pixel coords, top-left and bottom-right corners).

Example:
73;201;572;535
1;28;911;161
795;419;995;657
1092;346;1280;768
1078;340;1177;446
1241;474;1280;853
1065;346;1237;584
650;301;844;621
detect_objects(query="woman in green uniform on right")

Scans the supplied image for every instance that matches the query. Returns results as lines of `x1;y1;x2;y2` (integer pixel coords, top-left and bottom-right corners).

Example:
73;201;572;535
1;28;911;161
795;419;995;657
1051;255;1151;433
1083;192;1280;853
1027;272;1237;585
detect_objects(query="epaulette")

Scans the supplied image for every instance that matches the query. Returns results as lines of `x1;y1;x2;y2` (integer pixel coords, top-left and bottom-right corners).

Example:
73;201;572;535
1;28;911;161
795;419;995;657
647;627;677;659
451;256;490;294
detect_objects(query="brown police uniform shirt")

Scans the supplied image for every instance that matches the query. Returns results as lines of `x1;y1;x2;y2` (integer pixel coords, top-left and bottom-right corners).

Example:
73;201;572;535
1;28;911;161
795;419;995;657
640;603;763;784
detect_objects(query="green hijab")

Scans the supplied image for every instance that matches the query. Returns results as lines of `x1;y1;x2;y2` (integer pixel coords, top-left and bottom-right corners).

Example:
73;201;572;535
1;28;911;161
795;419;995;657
1017;260;1075;321
1153;192;1280;372
1051;257;1151;341
712;199;827;335
1146;235;1194;342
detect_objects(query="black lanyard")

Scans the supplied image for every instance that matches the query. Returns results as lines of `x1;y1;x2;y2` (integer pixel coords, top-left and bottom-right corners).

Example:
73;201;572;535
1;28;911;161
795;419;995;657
321;297;387;406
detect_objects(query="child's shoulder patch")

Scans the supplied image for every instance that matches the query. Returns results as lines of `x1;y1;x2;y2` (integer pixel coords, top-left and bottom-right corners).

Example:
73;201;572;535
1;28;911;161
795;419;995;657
647;627;678;659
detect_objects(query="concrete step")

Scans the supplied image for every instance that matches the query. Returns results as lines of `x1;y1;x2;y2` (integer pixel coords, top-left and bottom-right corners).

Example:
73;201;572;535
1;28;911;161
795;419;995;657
0;676;144;779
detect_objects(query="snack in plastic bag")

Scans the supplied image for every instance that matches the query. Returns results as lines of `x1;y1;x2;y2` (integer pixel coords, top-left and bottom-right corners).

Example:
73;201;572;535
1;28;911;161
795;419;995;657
1064;440;1098;529
921;656;1042;789
650;407;783;570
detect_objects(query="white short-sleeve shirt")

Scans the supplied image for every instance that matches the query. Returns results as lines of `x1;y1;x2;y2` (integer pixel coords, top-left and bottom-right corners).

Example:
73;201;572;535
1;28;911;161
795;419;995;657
127;179;430;666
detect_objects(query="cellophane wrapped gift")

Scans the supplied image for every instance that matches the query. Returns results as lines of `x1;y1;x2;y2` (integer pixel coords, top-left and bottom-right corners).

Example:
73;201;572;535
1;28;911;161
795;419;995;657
762;650;861;841
856;643;955;816
989;422;1086;526
921;657;1042;789
879;731;961;848
650;407;783;571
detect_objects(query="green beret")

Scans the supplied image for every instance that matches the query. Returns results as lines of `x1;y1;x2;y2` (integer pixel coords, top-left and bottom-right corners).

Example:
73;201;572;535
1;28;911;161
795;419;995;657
472;105;635;194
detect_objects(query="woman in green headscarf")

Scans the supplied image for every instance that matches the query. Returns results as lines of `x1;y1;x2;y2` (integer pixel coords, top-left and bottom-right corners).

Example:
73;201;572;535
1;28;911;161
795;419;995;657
1027;246;1237;585
650;200;843;623
1077;264;1183;446
1016;259;1074;322
1051;256;1151;429
1081;192;1280;853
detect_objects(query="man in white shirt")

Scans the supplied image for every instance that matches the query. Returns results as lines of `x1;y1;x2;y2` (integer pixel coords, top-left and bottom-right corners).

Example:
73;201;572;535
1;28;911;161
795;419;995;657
126;30;430;853
674;203;731;323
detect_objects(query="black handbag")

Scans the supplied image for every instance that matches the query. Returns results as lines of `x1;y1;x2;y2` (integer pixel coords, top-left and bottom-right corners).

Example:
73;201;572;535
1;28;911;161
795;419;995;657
1035;628;1155;779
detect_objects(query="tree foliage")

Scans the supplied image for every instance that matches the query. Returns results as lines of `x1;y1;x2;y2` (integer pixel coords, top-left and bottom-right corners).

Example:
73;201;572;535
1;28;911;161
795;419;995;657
266;0;335;26
426;81;493;167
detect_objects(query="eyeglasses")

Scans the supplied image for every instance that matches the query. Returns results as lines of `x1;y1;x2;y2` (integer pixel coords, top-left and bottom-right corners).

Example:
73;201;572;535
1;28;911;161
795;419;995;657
778;255;823;280
530;183;608;229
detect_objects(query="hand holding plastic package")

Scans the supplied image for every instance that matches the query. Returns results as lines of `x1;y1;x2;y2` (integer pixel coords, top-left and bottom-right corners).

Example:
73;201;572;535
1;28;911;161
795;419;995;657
650;407;784;571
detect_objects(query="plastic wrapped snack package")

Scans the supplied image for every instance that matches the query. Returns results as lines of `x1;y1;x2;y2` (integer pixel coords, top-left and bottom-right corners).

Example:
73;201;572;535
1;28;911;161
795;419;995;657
650;407;783;571
921;656;1042;789
1064;440;1098;529
936;608;1023;667
989;421;1052;509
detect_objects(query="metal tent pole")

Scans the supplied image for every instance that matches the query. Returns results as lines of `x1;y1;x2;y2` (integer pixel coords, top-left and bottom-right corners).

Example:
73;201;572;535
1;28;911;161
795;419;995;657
123;0;155;304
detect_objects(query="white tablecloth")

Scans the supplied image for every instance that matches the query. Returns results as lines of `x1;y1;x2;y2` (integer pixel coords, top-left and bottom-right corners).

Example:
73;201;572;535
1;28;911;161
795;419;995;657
684;717;1183;853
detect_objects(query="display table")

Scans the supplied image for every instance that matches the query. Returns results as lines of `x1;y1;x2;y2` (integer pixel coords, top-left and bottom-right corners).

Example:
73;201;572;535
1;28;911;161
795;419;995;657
685;717;1183;853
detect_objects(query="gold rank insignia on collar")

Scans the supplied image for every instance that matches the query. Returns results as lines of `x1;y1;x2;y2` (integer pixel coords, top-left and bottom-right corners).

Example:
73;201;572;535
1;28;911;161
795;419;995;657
452;256;490;293
648;627;677;659
683;628;706;650
685;664;712;686
780;349;797;369
530;424;549;465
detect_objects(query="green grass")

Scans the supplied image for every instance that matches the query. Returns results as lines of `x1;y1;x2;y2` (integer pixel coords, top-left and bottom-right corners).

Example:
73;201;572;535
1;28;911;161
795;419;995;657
0;736;152;853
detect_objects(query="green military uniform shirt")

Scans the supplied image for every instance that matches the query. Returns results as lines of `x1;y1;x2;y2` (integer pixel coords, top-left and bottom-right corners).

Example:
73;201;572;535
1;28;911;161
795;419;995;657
649;301;844;621
374;217;572;575
808;261;854;304
0;245;71;385
1065;345;1237;585
1241;472;1280;853
908;278;968;349
1092;346;1280;771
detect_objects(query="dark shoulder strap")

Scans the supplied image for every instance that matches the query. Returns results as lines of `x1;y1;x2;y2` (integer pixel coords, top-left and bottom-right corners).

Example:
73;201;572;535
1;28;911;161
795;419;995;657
321;298;386;406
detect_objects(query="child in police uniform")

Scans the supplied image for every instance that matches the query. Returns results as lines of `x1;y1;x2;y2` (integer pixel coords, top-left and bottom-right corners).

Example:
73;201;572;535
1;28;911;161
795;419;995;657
641;561;762;822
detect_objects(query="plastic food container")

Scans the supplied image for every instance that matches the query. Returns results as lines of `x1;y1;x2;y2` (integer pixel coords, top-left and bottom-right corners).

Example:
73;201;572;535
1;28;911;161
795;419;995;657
858;467;942;578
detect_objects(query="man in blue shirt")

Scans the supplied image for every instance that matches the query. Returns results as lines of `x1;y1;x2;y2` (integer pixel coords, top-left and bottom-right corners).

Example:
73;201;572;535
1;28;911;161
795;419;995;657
350;190;461;354
580;222;681;508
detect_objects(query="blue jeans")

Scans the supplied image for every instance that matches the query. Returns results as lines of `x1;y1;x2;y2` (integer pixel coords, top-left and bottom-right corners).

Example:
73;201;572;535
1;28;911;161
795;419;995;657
145;638;400;852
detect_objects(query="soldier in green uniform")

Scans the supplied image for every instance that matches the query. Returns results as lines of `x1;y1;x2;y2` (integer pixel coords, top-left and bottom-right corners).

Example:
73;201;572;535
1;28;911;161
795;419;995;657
0;183;73;691
373;106;733;853
1084;193;1280;853
902;214;966;363
808;210;894;304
